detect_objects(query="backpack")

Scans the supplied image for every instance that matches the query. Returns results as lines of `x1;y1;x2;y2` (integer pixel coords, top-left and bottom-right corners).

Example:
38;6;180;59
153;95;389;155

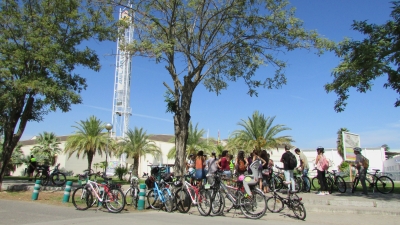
287;152;298;170
362;155;369;169
238;159;246;172
320;156;329;171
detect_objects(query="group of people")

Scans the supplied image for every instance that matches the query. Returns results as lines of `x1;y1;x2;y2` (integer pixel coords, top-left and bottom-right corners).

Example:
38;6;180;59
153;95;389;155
186;145;370;197
185;149;274;195
280;145;369;196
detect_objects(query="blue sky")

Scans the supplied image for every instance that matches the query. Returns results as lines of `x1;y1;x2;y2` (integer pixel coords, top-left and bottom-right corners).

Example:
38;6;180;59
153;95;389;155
21;0;400;150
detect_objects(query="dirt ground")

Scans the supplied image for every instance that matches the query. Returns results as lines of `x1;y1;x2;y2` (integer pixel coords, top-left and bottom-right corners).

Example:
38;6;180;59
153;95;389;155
0;190;140;213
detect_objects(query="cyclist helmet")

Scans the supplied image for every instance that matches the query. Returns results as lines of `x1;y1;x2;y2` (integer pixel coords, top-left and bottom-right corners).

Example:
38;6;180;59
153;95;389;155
353;147;362;152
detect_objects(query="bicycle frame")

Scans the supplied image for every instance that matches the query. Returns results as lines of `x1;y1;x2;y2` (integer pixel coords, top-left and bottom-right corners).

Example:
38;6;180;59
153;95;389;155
182;180;199;204
152;181;168;203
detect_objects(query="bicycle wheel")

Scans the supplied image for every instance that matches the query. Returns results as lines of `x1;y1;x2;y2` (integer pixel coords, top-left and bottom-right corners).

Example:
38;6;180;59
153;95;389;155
375;176;394;194
51;172;66;186
335;176;347;193
240;188;267;219
269;176;283;191
266;196;284;213
175;188;191;213
147;189;163;210
105;188;125;213
210;190;225;216
162;189;174;213
72;187;93;210
351;177;359;193
35;173;49;186
303;177;311;192
291;201;306;220
311;177;319;190
197;189;212;216
124;187;138;208
295;177;303;192
326;177;333;194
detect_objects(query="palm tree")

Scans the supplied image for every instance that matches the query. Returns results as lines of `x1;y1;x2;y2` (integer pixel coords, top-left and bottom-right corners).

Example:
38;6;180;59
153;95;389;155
230;111;293;154
336;128;349;160
116;127;161;177
64;116;109;172
31;132;61;165
167;122;212;159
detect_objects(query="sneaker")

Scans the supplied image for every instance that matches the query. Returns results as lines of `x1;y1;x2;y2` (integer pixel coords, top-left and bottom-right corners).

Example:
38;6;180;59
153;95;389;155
325;192;330;195
317;192;325;196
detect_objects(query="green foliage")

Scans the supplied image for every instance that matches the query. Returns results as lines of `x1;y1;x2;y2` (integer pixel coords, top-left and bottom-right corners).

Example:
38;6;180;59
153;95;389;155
30;132;61;166
64;116;109;171
167;122;212;159
114;165;128;181
0;0;118;183
230;111;293;153
339;161;350;173
325;1;400;112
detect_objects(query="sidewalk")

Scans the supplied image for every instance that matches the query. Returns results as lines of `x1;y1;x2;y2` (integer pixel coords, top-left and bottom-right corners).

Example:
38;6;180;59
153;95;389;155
2;180;400;215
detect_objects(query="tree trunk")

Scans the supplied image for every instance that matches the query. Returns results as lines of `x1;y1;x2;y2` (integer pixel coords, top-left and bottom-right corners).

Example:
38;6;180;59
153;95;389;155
87;151;94;172
173;82;194;176
133;155;139;177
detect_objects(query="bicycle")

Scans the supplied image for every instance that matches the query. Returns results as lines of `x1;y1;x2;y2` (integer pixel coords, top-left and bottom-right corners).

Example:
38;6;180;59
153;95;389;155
72;172;125;213
209;171;267;219
274;166;302;192
174;175;212;216
34;163;66;186
311;168;334;194
146;175;176;212
352;169;394;194
124;171;139;208
266;180;306;220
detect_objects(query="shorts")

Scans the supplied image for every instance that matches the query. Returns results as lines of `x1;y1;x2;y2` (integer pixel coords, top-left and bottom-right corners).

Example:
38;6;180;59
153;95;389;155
195;169;204;180
222;170;232;179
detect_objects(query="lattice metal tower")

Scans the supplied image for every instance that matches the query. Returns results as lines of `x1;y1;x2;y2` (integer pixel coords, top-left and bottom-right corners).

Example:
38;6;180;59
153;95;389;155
112;4;134;139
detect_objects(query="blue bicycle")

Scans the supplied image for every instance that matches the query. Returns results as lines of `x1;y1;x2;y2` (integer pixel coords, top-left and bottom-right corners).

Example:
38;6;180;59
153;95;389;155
147;176;175;212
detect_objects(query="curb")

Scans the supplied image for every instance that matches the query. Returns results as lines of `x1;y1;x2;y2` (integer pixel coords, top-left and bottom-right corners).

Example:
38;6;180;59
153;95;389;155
306;205;400;216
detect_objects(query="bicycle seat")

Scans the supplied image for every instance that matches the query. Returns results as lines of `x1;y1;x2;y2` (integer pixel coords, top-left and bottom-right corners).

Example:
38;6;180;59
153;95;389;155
332;170;337;173
372;169;380;172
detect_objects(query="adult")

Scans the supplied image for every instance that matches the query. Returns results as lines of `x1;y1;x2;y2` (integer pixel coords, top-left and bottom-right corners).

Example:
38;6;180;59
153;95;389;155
260;150;271;193
253;150;266;190
206;152;218;174
280;145;296;192
315;146;329;195
217;150;232;184
353;147;369;195
235;151;248;176
295;148;310;192
195;151;205;186
28;155;37;181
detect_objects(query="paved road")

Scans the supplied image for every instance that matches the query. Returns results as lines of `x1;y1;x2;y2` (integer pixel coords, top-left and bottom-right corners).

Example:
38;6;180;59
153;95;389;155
0;199;398;225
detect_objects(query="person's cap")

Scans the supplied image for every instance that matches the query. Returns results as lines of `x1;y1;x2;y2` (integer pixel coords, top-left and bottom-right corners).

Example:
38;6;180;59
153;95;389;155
294;148;300;152
316;146;324;151
353;147;362;152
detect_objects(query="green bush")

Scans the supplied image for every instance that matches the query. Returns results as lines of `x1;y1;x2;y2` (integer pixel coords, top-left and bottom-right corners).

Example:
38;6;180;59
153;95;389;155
114;165;128;181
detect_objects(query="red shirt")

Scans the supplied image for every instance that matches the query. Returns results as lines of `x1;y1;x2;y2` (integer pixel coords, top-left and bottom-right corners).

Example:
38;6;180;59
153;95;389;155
220;157;230;171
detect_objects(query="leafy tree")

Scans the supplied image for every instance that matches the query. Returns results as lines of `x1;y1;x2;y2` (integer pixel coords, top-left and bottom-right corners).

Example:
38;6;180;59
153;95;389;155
230;111;293;153
0;141;25;176
336;128;349;160
325;1;400;112
0;0;117;190
122;0;333;175
30;132;61;166
116;127;161;177
64;116;110;172
167;122;212;159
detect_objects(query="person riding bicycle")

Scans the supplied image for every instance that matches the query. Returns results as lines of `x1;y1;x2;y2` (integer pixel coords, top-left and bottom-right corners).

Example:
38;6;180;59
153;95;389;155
353;147;368;195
